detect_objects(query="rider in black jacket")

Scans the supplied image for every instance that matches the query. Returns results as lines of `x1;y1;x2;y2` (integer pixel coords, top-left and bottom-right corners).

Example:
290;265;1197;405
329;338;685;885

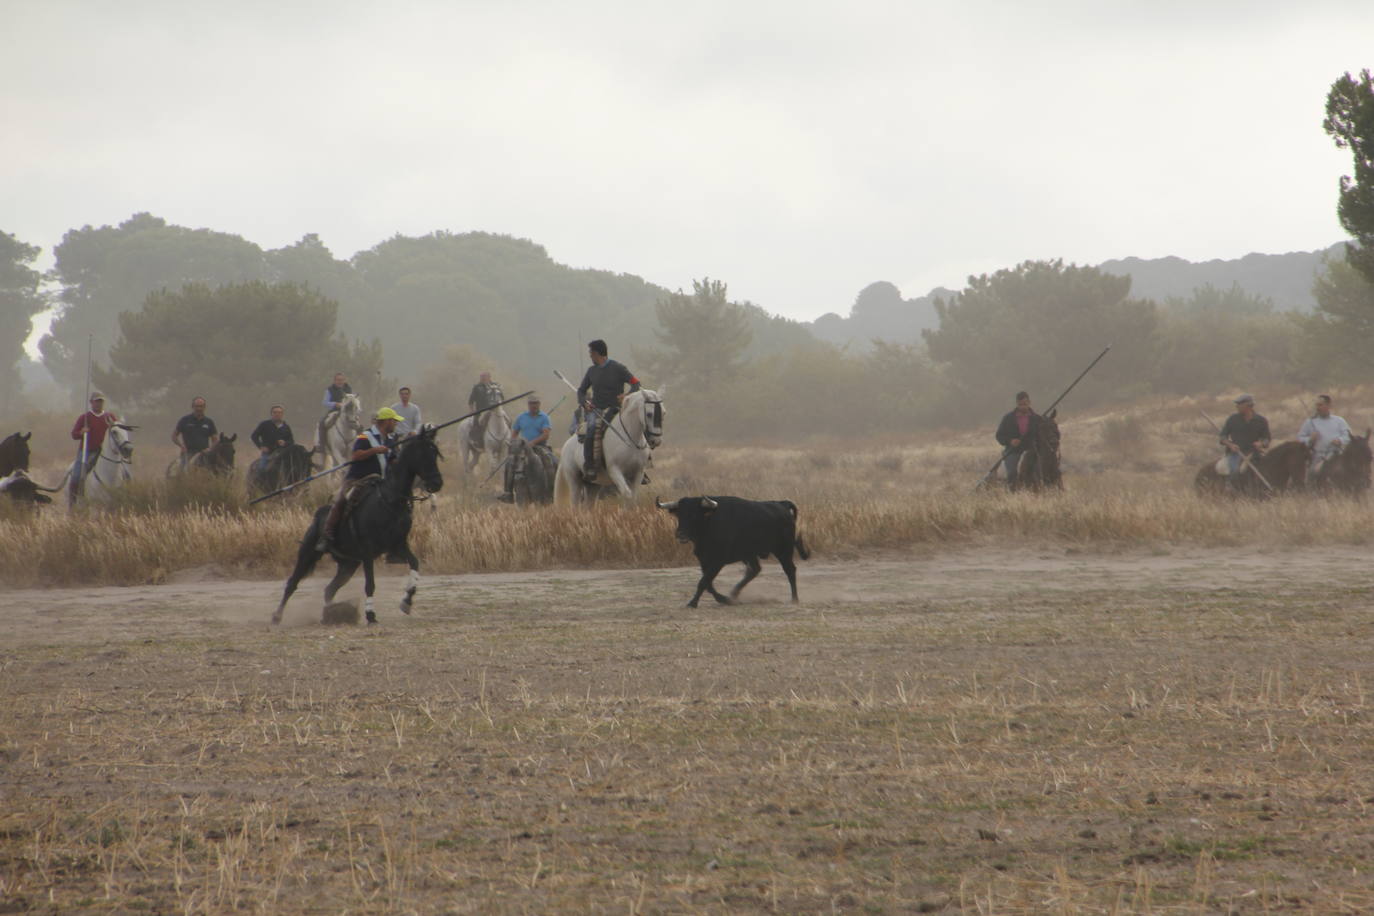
576;339;640;479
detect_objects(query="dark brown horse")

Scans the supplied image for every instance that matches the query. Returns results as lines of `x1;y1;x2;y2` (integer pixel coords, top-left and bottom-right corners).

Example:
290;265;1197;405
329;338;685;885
181;434;237;476
1012;409;1062;491
1195;440;1310;497
1309;430;1372;497
0;432;32;477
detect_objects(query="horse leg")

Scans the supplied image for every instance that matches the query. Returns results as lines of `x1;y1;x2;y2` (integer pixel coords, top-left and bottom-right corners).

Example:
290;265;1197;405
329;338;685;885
362;558;378;624
728;558;762;602
321;558;360;627
272;525;327;624
605;465;634;503
396;545;420;615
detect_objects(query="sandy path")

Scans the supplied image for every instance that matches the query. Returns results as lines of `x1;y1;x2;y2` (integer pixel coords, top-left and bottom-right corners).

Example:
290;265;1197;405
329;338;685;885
4;543;1362;648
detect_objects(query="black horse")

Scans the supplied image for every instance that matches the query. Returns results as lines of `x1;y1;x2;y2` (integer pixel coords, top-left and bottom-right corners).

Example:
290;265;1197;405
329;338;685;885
188;434;237;475
1194;440;1310;497
1011;409;1062;491
248;444;313;497
1309;430;1373;497
273;426;444;625
0;432;32;477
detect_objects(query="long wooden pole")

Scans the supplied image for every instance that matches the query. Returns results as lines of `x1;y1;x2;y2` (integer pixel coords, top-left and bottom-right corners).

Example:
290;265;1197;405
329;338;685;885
976;345;1112;489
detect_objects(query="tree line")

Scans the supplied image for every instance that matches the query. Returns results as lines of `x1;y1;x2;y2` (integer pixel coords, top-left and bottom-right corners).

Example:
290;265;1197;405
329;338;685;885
2;70;1372;442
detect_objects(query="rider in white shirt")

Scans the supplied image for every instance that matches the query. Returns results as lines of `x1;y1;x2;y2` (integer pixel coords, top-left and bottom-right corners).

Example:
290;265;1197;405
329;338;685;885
1297;394;1352;476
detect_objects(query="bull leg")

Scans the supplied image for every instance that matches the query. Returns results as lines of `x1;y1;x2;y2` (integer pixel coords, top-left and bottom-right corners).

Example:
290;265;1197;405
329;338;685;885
362;559;378;624
729;558;763;601
688;561;729;608
396;545;420;615
778;554;800;603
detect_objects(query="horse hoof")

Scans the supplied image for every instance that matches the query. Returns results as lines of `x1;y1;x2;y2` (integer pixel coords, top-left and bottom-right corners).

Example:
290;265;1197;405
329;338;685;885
399;600;412;616
365;610;378;625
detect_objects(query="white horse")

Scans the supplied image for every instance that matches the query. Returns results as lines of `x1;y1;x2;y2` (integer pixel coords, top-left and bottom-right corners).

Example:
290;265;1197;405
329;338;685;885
317;393;363;468
554;388;664;506
75;423;135;506
456;408;512;474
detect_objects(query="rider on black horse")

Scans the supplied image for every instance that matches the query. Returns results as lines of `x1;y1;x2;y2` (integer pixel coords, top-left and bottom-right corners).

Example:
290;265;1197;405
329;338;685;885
317;407;401;554
250;405;295;476
501;394;554;502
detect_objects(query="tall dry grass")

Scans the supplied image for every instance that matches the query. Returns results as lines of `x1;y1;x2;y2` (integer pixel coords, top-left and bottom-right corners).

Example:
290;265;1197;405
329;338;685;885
4;416;1374;588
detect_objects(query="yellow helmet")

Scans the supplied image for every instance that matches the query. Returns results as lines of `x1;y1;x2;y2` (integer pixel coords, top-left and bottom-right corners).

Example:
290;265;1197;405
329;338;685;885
374;407;403;422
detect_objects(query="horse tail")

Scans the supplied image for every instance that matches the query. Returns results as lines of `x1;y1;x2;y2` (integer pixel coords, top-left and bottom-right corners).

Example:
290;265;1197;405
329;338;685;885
553;462;572;507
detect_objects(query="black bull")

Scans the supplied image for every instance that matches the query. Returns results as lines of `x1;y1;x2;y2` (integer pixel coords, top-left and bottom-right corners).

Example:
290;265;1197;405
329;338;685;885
657;495;811;607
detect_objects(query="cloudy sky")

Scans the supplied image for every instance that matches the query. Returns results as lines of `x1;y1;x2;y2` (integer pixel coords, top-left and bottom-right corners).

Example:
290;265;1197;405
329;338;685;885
4;0;1371;323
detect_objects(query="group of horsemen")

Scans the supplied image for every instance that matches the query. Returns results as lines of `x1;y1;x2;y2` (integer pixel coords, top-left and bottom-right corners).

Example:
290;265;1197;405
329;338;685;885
994;390;1355;489
64;338;643;529
67;341;1353;512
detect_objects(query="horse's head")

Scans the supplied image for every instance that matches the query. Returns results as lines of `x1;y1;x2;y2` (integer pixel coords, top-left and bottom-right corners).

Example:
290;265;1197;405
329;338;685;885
400;425;445;493
214;433;237;467
1340;430;1373;486
341;393;363;430
108;424;135;461
634;388;665;448
1;432;32;472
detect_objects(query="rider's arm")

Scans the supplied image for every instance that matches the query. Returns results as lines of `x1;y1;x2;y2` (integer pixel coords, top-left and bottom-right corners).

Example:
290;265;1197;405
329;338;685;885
1297;418;1314;445
172;421;184;449
622;363;641;393
323;389;336;410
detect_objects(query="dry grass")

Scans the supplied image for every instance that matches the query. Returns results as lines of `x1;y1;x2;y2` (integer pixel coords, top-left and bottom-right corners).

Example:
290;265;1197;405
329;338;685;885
5;419;1374;588
3;553;1374;912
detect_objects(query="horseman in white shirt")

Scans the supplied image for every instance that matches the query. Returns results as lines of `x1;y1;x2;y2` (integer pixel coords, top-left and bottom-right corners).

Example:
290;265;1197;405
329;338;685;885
1297;394;1352;479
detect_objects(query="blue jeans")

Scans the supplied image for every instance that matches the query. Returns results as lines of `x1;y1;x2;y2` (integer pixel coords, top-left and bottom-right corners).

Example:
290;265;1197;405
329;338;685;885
1003;451;1020;485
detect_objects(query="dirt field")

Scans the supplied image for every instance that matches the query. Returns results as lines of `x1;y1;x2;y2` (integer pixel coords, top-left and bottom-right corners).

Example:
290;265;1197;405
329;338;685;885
4;546;1374;913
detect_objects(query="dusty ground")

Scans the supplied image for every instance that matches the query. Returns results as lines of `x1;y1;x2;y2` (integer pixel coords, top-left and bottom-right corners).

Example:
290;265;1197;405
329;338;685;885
4;546;1374;913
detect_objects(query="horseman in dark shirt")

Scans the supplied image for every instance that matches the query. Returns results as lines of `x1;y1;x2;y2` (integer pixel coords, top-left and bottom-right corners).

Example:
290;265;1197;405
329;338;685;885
994;391;1041;488
318;371;355;448
1218;393;1271;489
576;338;640;480
317;407;401;554
466;371;504;450
250;405;295;473
173;396;219;469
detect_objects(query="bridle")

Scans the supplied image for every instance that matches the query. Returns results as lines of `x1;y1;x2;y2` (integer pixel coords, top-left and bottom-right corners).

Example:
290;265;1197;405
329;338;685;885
616;390;663;451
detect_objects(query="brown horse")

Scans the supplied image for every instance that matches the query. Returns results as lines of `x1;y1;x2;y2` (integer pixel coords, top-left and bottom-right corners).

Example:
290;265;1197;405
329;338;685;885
1309;430;1372;497
0;432;32;477
1194;440;1310;497
1012;409;1062;491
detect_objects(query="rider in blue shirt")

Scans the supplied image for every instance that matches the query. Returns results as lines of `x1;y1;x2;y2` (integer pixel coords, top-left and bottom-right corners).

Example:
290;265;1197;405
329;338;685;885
502;395;553;501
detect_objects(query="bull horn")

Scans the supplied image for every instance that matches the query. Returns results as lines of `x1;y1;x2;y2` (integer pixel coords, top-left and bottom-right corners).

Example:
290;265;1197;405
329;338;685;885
702;496;718;510
655;497;680;510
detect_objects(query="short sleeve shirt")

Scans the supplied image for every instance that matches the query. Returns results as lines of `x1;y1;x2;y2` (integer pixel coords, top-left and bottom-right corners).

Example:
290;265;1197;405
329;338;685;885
512;411;551;442
176;414;218;452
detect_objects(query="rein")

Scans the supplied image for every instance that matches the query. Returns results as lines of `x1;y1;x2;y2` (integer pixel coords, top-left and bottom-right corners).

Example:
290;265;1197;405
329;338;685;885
615;395;662;451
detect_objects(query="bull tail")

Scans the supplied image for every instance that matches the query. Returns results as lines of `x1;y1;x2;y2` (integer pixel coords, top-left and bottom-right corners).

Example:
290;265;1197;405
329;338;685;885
782;501;811;560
